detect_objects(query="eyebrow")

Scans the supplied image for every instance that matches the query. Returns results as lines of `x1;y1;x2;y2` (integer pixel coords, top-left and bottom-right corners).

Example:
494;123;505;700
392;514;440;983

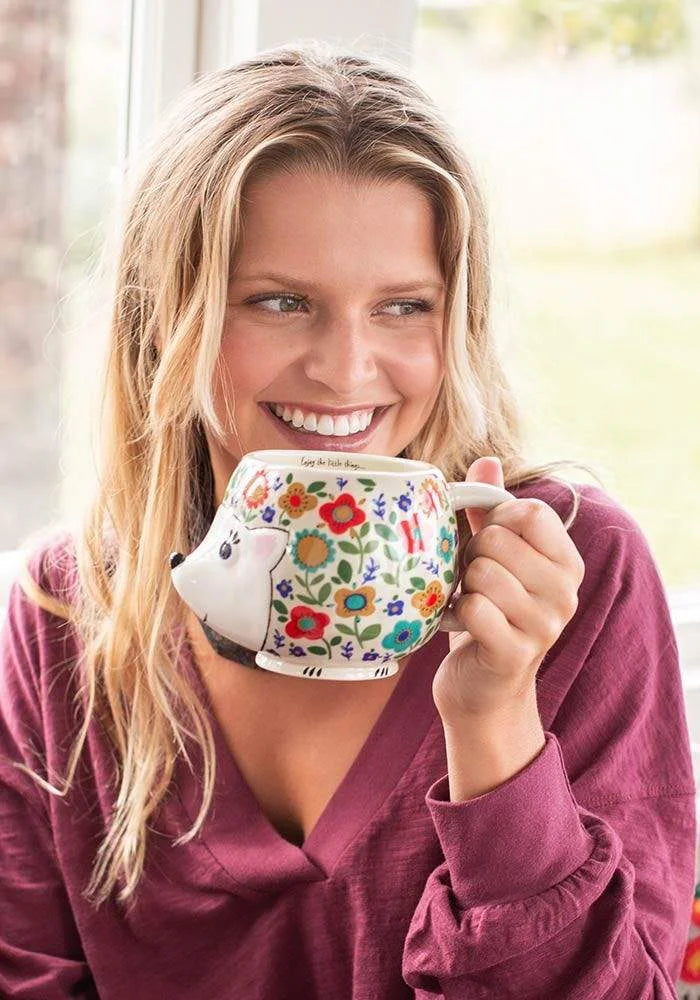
232;271;445;295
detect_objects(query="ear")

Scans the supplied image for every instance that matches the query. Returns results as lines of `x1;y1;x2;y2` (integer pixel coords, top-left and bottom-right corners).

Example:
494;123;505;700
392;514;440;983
250;528;287;566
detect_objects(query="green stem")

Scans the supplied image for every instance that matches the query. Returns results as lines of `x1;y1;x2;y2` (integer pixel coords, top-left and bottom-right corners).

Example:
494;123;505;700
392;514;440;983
351;527;365;574
352;615;366;648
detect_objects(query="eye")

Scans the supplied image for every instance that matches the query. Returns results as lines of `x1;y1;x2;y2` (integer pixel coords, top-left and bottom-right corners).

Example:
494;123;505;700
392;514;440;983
381;299;433;317
219;541;232;560
247;293;306;315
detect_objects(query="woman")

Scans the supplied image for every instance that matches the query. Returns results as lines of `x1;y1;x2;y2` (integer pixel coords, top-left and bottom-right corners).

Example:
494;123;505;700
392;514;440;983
0;40;695;999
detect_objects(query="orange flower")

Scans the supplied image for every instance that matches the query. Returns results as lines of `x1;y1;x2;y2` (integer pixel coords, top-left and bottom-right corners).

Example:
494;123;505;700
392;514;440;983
243;471;269;509
411;581;445;618
279;482;318;519
334;586;376;618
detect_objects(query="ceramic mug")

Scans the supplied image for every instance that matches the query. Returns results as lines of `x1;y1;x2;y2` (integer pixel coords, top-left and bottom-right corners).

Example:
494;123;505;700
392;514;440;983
170;450;513;681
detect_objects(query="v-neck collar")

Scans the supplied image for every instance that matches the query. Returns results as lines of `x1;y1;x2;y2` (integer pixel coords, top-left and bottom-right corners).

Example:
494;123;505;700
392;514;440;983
171;627;447;892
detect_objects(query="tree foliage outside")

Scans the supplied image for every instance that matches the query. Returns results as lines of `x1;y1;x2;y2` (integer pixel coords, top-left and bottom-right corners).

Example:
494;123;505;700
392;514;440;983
420;0;688;58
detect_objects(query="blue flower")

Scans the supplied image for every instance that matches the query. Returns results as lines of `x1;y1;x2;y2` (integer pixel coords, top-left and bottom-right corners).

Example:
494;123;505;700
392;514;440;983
336;476;348;490
289;644;305;657
437;526;454;563
341;640;354;660
398;493;412;511
386;599;404;616
372;493;386;520
381;619;421;654
273;476;284;491
423;558;440;576
362;557;379;584
273;629;285;649
261;505;275;523
362;651;380;661
276;579;293;598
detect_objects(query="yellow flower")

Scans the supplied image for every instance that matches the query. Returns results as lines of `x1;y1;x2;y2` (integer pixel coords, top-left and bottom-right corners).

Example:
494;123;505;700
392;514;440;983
334;586;376;618
279;482;318;519
411;581;445;618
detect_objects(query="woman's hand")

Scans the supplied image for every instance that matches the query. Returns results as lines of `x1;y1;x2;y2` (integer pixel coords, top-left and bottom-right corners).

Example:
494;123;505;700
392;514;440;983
432;456;586;728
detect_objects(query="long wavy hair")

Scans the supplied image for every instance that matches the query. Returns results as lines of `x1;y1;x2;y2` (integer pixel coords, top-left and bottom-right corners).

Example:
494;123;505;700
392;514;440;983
13;39;602;907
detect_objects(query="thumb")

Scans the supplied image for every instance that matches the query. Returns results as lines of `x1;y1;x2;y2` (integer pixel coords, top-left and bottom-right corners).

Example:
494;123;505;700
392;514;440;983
464;455;505;537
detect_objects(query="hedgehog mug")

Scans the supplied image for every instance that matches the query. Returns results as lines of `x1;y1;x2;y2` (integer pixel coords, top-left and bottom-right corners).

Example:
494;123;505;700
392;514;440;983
169;449;513;681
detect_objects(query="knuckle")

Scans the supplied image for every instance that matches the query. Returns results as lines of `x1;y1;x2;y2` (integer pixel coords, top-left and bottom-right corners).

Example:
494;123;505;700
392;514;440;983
465;555;494;588
522;498;548;525
479;523;507;555
462;590;490;620
542;612;564;645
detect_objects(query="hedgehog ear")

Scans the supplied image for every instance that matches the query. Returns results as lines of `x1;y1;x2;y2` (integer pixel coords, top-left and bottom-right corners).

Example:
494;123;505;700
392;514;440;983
250;529;287;565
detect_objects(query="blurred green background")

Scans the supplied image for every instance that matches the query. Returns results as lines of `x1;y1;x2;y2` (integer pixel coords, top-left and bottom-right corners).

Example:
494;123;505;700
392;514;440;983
414;0;700;588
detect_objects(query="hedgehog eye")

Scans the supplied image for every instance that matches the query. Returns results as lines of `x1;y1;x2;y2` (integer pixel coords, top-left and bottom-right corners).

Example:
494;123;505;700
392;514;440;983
219;541;232;560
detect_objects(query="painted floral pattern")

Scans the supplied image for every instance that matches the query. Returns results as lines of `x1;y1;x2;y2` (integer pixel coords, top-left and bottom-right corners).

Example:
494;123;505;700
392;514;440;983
224;461;459;671
279;482;318;519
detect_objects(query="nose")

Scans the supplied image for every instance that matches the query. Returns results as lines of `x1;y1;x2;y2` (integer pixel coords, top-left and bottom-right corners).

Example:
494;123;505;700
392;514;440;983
169;552;185;569
302;320;378;396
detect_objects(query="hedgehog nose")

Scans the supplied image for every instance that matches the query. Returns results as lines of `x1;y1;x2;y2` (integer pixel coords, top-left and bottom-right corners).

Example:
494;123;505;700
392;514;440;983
169;552;185;569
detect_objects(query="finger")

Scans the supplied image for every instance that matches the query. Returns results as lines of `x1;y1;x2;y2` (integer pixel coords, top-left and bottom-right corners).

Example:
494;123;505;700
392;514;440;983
450;590;527;675
462;555;568;649
480;498;584;578
464;524;570;604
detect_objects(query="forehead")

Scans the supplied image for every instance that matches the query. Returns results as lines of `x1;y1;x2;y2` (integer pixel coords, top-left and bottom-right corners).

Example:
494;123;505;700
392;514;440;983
232;169;441;286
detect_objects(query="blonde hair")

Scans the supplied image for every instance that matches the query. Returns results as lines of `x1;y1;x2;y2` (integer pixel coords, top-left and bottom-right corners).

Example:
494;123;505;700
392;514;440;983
13;40;602;907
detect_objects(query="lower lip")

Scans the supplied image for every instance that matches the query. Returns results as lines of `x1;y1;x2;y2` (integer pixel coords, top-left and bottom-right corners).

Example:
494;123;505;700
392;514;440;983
261;404;390;451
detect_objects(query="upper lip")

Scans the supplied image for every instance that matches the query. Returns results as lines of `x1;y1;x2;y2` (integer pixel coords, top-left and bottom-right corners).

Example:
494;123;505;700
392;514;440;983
263;402;391;414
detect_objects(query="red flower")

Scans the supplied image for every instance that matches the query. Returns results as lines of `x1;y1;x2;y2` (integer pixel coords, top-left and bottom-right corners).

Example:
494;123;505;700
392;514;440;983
319;493;366;534
285;605;330;640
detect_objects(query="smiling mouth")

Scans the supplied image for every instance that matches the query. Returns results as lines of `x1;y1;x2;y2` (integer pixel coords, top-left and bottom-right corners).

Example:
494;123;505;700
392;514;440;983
263;402;389;439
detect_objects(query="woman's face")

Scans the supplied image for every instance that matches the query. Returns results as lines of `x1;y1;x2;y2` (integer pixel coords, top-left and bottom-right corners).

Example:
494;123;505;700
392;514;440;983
207;168;446;504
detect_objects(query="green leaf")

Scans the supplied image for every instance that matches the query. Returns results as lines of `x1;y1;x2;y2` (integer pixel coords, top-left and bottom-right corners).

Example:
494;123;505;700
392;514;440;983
363;540;378;554
410;576;427;590
306;481;326;493
338;541;360;554
286;472;293;484
374;523;398;541
358;478;376;487
389;510;398;524
383;544;401;561
310;574;324;585
443;569;454;584
330;576;341;585
359;521;370;538
330;635;342;646
335;623;355;636
294;575;307;587
318;581;331;604
359;623;382;642
272;599;288;616
382;572;396;585
405;555;420;571
337;560;352;584
308;645;327;655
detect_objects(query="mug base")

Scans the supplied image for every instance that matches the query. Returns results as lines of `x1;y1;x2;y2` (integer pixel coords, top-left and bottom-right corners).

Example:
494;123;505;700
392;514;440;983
254;650;399;681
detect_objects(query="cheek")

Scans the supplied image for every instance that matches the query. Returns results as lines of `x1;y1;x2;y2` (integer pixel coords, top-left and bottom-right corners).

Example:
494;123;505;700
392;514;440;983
387;335;443;403
214;334;290;403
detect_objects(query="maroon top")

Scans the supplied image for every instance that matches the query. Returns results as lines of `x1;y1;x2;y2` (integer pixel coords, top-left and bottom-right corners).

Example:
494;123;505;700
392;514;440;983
0;479;696;999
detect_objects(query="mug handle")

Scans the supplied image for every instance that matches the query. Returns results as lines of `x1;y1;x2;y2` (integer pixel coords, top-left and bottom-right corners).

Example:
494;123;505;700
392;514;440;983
438;480;515;632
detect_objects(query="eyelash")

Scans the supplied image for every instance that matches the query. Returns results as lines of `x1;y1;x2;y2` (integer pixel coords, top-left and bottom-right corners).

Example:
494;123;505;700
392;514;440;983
245;292;435;319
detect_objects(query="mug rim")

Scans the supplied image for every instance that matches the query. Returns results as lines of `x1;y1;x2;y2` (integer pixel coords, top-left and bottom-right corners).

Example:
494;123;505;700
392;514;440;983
245;449;437;476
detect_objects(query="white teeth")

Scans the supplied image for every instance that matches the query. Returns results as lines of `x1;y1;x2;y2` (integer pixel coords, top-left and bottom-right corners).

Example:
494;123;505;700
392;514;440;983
316;415;334;435
270;403;377;437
